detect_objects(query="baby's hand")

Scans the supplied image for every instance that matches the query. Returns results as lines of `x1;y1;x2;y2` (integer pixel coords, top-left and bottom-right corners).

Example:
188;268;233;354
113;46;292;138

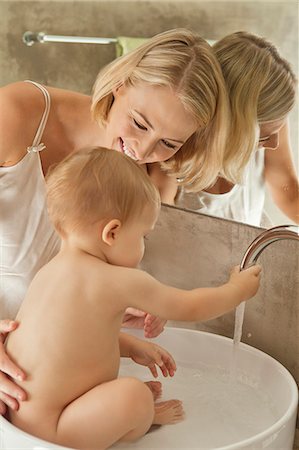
144;314;167;338
129;340;176;378
228;264;262;302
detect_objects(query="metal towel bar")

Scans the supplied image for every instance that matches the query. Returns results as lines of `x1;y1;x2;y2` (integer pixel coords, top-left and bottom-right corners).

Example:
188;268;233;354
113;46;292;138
23;31;118;46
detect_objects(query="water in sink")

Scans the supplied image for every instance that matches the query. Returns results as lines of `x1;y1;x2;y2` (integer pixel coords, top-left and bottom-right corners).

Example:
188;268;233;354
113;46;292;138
115;358;278;449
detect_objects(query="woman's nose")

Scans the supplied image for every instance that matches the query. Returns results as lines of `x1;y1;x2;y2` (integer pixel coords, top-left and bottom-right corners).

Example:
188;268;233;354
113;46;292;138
135;138;156;161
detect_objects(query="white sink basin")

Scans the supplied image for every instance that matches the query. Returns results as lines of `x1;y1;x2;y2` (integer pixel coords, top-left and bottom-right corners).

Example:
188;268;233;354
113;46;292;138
0;327;297;449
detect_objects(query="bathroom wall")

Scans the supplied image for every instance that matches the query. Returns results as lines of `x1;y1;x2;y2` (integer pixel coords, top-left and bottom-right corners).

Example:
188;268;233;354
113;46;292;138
141;204;299;388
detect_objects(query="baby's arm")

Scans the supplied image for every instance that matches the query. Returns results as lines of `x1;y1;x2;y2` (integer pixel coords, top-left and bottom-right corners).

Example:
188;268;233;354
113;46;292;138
119;332;176;377
120;265;261;322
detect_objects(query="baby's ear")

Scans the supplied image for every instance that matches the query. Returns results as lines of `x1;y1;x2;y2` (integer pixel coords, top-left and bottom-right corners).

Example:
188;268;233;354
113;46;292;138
102;219;122;246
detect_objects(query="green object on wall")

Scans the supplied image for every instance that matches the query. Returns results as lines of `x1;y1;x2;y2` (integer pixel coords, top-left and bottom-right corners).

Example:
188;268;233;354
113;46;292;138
115;36;149;57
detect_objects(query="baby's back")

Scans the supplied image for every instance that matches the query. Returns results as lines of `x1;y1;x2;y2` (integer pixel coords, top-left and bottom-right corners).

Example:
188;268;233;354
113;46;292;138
6;252;124;439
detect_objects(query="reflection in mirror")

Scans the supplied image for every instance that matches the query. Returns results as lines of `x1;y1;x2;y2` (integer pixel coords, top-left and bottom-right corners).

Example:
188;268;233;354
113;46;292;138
174;32;298;228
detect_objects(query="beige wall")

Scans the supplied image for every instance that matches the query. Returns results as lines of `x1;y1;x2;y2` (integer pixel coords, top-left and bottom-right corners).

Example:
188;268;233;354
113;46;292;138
141;204;299;388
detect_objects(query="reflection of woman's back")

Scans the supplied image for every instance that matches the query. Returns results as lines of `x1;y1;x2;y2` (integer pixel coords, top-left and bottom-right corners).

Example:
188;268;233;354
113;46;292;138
177;148;267;226
0;81;60;319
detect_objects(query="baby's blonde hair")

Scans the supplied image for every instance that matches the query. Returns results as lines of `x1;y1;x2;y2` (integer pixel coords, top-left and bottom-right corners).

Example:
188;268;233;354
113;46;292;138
91;28;230;192
46;147;160;236
214;31;297;184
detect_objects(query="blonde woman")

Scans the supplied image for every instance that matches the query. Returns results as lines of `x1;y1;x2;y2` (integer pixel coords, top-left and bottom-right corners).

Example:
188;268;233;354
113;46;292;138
178;31;298;226
0;29;230;414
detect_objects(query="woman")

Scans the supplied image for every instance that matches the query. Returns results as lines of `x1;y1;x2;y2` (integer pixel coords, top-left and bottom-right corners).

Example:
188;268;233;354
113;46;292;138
178;31;298;226
0;28;230;413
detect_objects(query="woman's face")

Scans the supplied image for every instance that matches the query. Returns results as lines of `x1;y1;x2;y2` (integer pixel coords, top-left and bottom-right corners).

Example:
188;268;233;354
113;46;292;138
104;82;198;164
258;119;286;150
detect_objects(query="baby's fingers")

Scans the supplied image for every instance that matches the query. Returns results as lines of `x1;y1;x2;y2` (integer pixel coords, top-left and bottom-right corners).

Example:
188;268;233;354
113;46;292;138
155;350;176;377
149;365;159;378
161;352;176;377
246;264;262;276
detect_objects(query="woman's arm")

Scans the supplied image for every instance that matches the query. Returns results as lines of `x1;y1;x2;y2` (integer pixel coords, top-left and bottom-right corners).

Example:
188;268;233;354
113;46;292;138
264;121;299;223
0;320;27;414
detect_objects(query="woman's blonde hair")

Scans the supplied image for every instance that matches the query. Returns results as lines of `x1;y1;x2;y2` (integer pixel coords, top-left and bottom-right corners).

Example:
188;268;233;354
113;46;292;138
91;28;230;192
46;147;160;236
214;31;297;184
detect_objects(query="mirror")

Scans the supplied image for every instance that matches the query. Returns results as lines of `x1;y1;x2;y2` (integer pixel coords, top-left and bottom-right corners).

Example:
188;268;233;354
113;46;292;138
0;1;297;228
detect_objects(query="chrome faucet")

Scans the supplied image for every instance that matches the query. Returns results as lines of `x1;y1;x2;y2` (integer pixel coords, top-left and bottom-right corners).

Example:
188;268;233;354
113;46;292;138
234;225;299;345
240;224;299;270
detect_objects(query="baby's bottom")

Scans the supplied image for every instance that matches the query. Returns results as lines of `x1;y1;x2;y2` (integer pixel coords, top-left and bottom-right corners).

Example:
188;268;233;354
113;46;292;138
55;377;153;449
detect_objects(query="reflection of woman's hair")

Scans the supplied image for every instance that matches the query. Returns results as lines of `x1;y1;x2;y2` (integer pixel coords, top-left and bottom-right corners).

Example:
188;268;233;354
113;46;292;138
214;31;297;184
46;148;160;236
91;28;230;192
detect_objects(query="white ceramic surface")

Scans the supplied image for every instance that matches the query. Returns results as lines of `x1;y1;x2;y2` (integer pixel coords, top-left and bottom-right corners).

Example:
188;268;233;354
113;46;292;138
0;327;297;449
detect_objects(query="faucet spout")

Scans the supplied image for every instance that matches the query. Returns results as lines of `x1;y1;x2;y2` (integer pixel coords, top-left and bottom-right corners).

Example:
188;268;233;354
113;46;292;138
240;225;299;270
233;225;299;346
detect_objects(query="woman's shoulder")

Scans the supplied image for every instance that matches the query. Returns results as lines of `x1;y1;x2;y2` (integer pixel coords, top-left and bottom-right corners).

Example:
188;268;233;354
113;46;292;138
0;82;79;166
0;82;30;166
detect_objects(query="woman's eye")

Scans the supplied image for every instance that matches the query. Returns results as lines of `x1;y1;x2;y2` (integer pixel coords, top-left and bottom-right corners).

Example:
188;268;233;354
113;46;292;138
162;140;176;150
133;119;147;130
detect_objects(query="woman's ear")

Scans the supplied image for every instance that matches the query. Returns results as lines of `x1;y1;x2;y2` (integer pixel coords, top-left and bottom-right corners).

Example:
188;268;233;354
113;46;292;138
112;83;125;98
102;219;122;246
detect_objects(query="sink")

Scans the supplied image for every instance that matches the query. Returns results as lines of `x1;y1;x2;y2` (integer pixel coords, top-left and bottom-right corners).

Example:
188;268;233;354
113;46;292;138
0;327;297;449
115;327;298;449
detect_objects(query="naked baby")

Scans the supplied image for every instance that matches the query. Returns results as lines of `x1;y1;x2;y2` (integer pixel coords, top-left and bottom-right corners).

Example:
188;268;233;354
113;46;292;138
6;147;261;449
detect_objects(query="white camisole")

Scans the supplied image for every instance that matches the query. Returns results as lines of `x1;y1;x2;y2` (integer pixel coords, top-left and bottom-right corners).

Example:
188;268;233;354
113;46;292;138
0;81;61;319
176;149;267;227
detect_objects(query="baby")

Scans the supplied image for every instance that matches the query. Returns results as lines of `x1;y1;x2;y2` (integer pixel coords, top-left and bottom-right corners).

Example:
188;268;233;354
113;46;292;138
6;147;261;449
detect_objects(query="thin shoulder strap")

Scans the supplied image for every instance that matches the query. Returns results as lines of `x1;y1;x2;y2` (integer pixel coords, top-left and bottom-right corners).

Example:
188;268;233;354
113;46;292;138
25;80;51;153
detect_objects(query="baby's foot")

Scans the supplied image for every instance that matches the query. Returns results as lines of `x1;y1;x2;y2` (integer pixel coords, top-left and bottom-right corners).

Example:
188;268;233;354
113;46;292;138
145;381;162;401
153;399;184;425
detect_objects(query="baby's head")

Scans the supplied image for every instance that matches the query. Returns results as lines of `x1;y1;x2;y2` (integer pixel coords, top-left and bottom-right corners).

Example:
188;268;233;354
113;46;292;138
46;147;161;267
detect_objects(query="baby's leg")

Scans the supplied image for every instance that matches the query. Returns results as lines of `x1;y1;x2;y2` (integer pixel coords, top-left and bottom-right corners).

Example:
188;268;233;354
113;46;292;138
56;377;154;449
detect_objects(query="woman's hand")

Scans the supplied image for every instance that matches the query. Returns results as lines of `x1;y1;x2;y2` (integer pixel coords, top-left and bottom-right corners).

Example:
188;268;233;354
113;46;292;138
0;320;26;414
122;308;167;338
144;314;167;338
129;339;176;378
